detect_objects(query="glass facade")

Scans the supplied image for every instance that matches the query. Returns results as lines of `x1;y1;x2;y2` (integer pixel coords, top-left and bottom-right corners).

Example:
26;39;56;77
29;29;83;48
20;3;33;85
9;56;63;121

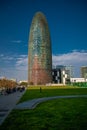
81;66;87;78
28;12;52;85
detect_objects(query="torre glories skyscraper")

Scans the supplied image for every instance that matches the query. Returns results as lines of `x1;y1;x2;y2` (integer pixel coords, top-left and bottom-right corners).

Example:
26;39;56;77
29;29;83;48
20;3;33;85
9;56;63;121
28;12;52;85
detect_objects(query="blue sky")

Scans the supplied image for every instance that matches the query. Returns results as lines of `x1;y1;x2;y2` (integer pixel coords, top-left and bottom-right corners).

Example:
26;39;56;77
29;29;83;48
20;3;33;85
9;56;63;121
0;0;87;81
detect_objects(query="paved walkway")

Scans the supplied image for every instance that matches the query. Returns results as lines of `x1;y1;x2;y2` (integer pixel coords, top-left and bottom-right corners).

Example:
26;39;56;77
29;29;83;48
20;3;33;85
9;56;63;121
0;91;25;125
15;95;87;110
0;92;87;126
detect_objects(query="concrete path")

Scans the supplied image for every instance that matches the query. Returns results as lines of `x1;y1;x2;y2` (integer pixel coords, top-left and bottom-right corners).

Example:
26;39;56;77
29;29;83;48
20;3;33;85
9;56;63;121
15;95;87;110
0;92;87;126
0;91;25;125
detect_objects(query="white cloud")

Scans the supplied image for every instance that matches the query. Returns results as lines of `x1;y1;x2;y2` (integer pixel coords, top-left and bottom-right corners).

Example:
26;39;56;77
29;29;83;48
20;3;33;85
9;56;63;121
0;54;28;81
11;40;23;43
16;55;28;67
52;51;87;65
52;50;87;77
14;55;28;81
0;54;4;57
0;55;14;61
0;50;87;81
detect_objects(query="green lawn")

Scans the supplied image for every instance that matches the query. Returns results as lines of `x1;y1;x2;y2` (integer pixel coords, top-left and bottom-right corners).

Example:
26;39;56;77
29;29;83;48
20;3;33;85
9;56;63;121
19;87;87;103
0;87;87;130
1;98;87;130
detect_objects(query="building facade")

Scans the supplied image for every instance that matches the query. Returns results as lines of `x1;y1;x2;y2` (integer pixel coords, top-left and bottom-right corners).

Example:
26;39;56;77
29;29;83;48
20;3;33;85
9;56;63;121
70;78;87;83
81;66;87;78
65;65;74;78
52;65;74;84
28;12;52;85
52;68;62;84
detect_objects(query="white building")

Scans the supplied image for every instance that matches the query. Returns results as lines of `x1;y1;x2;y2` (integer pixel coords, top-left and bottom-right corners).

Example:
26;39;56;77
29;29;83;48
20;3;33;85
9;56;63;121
70;78;87;83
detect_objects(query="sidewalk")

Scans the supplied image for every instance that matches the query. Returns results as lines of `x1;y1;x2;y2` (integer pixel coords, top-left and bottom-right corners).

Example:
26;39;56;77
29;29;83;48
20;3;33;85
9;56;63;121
15;95;87;110
1;92;87;125
0;90;25;125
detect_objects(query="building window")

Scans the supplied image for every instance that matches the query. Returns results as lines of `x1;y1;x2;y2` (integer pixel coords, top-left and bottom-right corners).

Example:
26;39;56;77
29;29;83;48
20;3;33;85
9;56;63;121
57;71;59;76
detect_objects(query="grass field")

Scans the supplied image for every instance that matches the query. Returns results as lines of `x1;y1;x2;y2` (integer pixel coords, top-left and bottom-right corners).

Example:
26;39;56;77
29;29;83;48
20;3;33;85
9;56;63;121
19;86;87;103
0;86;87;130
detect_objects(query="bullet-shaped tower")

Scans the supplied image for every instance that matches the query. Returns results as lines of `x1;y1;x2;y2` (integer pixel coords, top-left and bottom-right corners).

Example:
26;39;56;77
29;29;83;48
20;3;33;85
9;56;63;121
28;12;52;85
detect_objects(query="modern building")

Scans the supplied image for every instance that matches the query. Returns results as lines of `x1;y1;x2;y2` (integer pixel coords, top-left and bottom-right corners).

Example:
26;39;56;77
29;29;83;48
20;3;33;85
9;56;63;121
28;12;52;85
56;65;74;78
65;65;73;78
52;68;62;84
52;65;74;84
70;78;87;83
81;66;87;78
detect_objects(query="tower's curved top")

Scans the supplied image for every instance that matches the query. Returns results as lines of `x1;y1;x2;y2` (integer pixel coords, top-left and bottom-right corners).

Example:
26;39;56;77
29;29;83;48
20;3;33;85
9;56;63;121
32;11;47;21
34;11;45;17
30;11;49;28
